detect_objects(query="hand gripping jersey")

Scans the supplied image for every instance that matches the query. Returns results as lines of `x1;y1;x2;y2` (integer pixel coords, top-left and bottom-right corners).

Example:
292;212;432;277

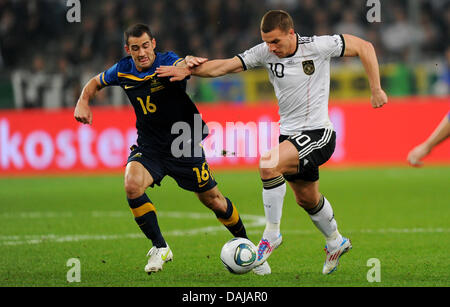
238;34;345;135
100;52;208;154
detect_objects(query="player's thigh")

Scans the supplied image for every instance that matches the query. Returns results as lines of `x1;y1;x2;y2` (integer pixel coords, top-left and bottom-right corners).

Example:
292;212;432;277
166;157;217;193
288;129;336;171
259;140;299;178
124;161;154;196
288;179;321;209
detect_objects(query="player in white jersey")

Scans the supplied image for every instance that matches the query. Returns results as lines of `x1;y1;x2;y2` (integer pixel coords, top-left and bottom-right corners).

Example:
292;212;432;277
238;33;339;134
156;10;388;275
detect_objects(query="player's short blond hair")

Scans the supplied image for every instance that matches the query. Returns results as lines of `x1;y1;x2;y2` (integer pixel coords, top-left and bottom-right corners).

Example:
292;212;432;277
260;10;294;33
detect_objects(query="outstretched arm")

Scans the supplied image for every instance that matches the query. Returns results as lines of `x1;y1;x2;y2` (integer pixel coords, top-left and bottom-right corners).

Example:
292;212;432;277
156;56;244;81
190;56;244;77
342;34;388;109
407;113;450;167
74;74;103;125
175;55;209;69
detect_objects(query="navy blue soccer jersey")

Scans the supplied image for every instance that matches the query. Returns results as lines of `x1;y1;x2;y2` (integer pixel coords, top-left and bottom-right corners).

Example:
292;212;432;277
100;52;208;154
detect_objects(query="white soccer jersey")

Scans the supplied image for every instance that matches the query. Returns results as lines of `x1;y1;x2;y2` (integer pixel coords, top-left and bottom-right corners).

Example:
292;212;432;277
238;34;345;135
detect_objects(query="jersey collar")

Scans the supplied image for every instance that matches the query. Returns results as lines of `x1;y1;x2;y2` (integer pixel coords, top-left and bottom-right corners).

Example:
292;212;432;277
285;33;300;58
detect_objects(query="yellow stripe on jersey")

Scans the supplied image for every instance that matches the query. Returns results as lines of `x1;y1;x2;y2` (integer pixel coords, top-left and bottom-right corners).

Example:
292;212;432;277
218;203;240;227
172;58;184;66
117;72;157;82
131;202;156;218
101;72;108;86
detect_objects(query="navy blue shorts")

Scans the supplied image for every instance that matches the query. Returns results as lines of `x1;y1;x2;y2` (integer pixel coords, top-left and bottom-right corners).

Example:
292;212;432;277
127;144;217;193
280;128;336;182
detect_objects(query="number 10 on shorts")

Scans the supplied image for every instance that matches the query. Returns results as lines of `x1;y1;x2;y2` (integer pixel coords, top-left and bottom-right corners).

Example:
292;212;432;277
291;134;311;147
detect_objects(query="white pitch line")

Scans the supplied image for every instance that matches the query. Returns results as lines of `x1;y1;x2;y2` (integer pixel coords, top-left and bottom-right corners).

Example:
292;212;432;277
248;228;450;236
1;210;448;246
0;210;265;221
0;225;264;246
0;212;75;219
1;227;449;247
0;210;266;246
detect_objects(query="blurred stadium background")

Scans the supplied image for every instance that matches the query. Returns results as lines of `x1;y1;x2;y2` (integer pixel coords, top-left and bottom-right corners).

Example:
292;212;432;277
0;0;449;288
1;0;449;107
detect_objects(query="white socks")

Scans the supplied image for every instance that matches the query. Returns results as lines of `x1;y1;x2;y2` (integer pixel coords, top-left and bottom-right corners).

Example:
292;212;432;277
307;196;343;251
261;176;286;242
261;176;343;250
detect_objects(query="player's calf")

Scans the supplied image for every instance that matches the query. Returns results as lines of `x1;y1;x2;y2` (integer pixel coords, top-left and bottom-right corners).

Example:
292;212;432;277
214;197;248;239
127;193;167;249
198;188;248;239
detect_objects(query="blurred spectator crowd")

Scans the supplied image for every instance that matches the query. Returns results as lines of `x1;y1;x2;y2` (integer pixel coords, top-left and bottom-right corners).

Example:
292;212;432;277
0;0;449;107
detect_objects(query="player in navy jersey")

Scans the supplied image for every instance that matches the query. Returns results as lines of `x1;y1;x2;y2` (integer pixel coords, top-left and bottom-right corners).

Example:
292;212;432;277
74;24;248;274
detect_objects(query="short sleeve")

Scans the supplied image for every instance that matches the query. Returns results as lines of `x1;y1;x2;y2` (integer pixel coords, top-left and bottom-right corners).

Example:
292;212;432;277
100;63;119;86
237;43;266;70
162;51;183;66
314;34;345;59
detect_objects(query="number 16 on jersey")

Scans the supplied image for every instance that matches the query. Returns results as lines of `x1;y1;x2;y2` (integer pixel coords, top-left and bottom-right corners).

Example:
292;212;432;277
137;96;157;115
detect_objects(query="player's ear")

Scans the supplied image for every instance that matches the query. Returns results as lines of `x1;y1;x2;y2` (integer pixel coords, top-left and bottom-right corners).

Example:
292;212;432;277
124;44;131;55
151;38;156;50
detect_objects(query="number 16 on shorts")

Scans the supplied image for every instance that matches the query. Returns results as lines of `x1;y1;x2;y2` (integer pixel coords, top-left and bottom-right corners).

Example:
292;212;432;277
193;162;213;188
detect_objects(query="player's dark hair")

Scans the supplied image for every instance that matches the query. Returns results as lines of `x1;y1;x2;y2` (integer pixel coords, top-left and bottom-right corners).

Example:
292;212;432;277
260;10;294;33
124;23;153;45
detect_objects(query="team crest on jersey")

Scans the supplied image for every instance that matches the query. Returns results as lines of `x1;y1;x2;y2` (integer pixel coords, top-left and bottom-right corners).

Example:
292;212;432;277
151;78;165;93
302;60;315;75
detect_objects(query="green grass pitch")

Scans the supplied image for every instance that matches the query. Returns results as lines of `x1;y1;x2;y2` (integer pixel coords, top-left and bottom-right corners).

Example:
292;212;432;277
0;167;449;287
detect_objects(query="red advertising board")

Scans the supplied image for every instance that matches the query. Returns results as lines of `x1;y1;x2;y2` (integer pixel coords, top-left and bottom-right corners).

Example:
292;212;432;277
0;97;449;175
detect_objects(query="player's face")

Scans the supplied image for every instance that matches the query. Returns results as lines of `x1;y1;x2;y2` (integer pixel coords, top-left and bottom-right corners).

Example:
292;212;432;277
125;33;156;71
261;28;296;58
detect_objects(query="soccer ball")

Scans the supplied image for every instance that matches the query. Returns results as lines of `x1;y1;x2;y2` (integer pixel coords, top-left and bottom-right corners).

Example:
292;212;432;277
220;237;257;274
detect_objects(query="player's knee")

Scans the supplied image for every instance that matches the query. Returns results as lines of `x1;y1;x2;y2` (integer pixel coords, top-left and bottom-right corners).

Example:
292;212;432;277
259;163;280;180
259;152;279;179
124;176;145;199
